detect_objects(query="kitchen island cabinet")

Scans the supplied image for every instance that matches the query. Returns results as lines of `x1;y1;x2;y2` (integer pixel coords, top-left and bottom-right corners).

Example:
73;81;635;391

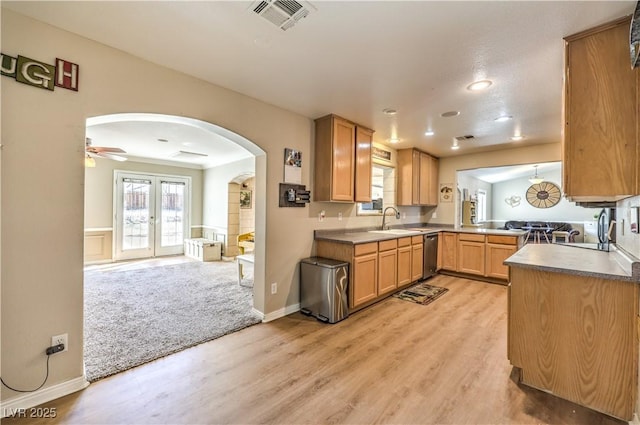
506;244;640;420
563;17;639;200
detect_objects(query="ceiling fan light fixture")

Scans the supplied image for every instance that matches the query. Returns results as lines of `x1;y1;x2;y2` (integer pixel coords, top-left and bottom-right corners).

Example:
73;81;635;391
466;79;492;91
528;165;544;184
85;154;96;168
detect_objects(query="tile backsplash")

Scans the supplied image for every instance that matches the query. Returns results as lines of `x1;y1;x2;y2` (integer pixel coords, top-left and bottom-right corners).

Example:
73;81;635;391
617;195;640;259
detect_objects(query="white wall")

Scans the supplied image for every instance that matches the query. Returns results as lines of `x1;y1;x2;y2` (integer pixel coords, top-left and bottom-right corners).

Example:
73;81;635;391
617;195;640;258
492;169;600;222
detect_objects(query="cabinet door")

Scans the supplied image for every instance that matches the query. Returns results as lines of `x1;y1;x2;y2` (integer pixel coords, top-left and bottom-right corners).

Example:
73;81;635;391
458;241;485;275
331;117;356;201
397;245;412;287
428;155;439;205
564;18;638;198
485;243;517;280
418;152;431;205
411;242;424;282
411;150;421;205
440;232;457;271
352;252;378;308
354;126;373;203
378;249;397;295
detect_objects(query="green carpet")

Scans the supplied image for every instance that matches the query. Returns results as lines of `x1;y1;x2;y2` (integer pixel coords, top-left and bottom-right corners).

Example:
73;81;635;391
393;282;449;306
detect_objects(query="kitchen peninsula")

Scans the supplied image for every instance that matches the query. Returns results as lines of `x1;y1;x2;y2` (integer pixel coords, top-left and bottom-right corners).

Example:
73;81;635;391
505;244;640;420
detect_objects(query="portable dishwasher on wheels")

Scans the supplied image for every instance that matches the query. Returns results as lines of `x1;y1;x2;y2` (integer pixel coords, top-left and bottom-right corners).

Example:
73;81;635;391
299;257;349;323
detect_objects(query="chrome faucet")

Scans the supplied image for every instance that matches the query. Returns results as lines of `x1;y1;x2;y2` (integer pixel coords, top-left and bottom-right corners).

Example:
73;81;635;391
381;206;401;230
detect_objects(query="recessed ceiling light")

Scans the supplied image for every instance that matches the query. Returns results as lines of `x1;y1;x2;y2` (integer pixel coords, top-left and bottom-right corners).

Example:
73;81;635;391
383;108;398;115
157;138;169;143
389;138;400;144
182;142;193;147
441;111;460;118
494;115;513;122
451;145;460;150
466;79;493;91
424;130;435;136
511;135;524;141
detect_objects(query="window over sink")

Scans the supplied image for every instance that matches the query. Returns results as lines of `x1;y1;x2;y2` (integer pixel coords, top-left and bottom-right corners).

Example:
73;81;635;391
357;163;395;215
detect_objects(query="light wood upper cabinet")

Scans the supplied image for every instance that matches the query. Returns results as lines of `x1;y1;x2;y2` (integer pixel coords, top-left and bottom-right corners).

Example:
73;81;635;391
354;126;373;203
563;17;639;200
314;114;374;203
396;148;439;206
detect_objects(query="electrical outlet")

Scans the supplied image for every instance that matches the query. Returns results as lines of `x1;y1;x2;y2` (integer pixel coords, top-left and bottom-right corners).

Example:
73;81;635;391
402;212;406;219
271;282;277;294
338;212;343;221
431;211;437;219
319;210;325;222
51;333;68;353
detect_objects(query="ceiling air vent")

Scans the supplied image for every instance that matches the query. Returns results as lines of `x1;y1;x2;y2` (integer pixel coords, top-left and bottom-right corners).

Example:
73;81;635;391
250;0;316;31
170;151;208;160
454;135;475;142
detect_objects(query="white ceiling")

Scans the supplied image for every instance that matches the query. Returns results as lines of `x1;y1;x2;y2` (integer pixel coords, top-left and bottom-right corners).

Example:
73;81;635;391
4;1;635;168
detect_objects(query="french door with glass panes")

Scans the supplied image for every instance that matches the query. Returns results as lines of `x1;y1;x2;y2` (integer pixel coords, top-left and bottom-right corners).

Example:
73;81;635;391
114;172;190;261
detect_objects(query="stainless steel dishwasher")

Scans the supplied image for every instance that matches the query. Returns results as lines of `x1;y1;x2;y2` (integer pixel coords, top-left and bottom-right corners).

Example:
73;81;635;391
423;233;438;279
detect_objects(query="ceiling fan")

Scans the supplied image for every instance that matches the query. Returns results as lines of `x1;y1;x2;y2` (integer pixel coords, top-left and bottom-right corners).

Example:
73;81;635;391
85;137;127;164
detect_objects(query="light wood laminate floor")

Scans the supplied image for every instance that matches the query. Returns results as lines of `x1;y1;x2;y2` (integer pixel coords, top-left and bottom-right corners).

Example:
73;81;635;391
5;275;624;424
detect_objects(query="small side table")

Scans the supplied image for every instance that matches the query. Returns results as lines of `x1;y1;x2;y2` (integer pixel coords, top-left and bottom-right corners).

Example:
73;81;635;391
237;254;255;287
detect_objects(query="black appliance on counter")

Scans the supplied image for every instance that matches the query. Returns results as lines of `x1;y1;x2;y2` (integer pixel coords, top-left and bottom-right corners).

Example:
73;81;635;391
597;207;616;248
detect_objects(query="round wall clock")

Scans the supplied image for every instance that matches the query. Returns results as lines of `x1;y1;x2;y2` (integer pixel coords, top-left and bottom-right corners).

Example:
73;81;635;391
526;181;561;208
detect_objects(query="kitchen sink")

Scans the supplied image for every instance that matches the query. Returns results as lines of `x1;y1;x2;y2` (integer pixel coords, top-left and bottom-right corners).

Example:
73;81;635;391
368;229;420;235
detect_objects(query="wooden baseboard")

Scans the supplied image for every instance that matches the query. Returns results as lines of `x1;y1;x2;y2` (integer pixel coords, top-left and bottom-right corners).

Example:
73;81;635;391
438;270;508;286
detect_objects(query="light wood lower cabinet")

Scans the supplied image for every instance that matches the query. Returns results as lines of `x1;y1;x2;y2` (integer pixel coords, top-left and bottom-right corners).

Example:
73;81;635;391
411;235;424;281
439;233;522;282
316;236;423;311
457;234;486;276
397;237;412;287
377;239;398;295
485;243;517;280
439;232;458;271
509;267;639;420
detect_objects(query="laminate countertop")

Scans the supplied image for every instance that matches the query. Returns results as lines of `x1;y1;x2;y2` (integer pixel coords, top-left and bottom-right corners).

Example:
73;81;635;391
314;227;527;245
504;243;640;282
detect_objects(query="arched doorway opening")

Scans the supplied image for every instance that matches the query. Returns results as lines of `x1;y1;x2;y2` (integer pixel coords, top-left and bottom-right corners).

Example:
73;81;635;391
82;113;266;380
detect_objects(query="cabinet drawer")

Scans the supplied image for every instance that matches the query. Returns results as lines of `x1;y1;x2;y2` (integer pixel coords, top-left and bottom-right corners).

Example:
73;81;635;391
378;239;397;252
397;237;411;247
487;235;517;245
458;233;486;242
412;235;423;245
354;242;378;256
